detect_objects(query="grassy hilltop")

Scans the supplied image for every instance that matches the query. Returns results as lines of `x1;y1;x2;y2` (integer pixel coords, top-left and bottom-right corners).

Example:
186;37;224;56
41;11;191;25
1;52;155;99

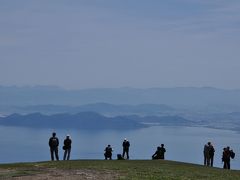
0;160;240;180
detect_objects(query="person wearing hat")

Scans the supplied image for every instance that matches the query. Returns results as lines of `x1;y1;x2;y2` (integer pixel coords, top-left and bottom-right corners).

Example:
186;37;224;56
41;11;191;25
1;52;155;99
48;132;59;161
122;138;130;159
63;134;72;160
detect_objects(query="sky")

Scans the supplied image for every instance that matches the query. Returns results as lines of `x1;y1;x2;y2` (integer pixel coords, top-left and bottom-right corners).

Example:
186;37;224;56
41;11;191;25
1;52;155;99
0;0;240;90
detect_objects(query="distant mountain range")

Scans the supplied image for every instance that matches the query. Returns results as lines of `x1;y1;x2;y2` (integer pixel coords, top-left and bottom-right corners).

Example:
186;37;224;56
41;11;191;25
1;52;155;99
1;86;240;110
3;103;174;116
1;86;240;132
0;112;193;130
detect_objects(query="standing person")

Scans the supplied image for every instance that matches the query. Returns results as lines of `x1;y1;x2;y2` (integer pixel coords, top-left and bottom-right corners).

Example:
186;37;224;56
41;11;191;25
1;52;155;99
203;142;210;166
48;132;59;161
152;144;166;160
122;138;130;159
222;146;235;169
209;142;215;167
104;144;113;160
63;134;72;160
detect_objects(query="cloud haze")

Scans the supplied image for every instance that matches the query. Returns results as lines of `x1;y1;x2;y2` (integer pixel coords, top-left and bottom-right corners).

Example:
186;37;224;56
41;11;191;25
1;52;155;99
0;0;240;89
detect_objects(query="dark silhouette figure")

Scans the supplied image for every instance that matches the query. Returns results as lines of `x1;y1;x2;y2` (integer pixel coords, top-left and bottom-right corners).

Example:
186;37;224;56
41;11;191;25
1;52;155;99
209;142;215;167
222;146;235;169
204;142;215;166
104;145;113;160
122;138;130;159
63;134;72;160
203;143;210;166
152;144;166;160
48;132;59;161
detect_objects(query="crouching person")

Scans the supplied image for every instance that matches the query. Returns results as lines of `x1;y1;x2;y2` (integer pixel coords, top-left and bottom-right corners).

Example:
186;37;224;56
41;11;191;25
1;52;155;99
152;144;166;160
104;145;113;160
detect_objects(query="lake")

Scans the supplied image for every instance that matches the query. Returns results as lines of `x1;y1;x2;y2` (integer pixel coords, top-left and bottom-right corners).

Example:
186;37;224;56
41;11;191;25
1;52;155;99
0;125;239;170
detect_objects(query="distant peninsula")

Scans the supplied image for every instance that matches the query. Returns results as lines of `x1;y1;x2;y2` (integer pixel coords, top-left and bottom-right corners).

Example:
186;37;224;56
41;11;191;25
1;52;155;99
0;112;192;130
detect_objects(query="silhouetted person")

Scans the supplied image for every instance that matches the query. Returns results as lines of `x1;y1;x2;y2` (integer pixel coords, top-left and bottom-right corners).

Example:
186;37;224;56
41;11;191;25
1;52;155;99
104;145;113;160
122;138;130;159
152;144;166;160
49;132;59;161
209;142;215;167
203;142;210;166
222;146;235;169
63;134;72;160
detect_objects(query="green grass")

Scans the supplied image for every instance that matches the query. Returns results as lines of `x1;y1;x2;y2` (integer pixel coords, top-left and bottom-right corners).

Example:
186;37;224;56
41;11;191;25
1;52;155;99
0;160;240;179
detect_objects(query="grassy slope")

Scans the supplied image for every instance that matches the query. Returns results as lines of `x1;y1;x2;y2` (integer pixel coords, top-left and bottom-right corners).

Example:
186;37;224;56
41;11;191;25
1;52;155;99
0;160;240;180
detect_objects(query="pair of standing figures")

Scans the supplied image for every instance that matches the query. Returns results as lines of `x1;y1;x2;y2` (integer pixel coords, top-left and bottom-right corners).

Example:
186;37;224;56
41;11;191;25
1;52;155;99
203;142;215;167
203;142;235;169
49;132;72;161
104;138;130;160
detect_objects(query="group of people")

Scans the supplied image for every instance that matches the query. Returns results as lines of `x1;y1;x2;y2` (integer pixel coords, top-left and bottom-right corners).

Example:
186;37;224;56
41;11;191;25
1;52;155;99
104;138;130;160
48;133;235;170
48;132;72;161
203;142;235;169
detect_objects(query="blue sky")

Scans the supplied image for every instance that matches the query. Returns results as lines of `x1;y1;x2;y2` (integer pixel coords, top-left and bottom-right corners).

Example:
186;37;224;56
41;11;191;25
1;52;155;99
0;0;240;89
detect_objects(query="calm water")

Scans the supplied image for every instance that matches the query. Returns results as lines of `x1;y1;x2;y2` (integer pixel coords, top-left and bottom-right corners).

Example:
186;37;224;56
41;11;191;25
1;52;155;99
0;125;239;170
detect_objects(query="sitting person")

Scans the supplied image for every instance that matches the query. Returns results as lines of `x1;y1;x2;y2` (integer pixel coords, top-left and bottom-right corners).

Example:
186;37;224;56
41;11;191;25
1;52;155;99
104;144;113;160
152;144;166;160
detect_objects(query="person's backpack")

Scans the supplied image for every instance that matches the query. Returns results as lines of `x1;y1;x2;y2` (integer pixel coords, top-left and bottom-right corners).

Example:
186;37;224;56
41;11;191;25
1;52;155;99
230;151;235;159
51;137;58;147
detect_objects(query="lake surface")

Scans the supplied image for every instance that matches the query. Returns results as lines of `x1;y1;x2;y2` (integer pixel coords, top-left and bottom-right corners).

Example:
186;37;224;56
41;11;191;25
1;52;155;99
0;125;239;170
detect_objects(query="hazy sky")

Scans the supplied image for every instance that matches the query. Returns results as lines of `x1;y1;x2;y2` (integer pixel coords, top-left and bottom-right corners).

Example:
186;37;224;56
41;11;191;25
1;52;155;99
1;0;240;89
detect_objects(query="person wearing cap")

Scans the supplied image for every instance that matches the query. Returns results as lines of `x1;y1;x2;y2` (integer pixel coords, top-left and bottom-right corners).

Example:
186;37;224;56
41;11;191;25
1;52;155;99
122;138;130;159
63;134;72;160
48;132;59;161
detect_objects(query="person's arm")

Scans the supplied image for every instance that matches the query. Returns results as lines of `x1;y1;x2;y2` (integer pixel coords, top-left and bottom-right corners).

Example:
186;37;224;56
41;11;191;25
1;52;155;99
57;138;59;146
48;138;51;147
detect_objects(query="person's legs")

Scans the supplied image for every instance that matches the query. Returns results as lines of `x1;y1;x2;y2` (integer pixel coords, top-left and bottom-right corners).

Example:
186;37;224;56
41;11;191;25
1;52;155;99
63;150;67;160
206;155;210;166
204;154;207;165
122;150;126;158
67;148;71;160
54;148;59;161
50;149;54;161
227;161;230;169
210;156;214;167
126;149;129;159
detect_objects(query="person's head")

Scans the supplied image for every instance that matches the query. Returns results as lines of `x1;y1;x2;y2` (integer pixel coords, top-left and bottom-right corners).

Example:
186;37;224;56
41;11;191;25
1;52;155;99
66;134;70;139
227;146;230;150
208;142;211;145
157;146;160;150
52;132;56;137
108;144;111;147
161;144;164;147
124;138;127;141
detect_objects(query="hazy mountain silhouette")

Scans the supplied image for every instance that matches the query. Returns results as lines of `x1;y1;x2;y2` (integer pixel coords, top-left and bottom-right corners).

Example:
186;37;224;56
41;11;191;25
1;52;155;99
0;112;192;130
1;86;240;109
12;103;174;115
